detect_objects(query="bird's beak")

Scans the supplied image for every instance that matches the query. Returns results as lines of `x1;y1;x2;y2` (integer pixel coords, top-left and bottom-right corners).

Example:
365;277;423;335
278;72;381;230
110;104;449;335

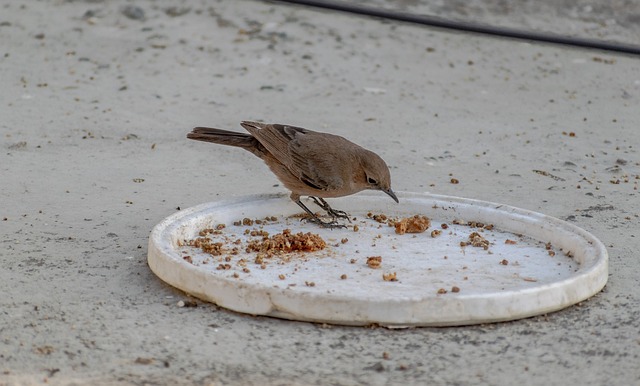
383;188;399;203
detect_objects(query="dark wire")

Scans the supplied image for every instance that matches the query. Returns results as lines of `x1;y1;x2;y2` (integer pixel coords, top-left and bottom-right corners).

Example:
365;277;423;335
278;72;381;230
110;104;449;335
271;0;640;56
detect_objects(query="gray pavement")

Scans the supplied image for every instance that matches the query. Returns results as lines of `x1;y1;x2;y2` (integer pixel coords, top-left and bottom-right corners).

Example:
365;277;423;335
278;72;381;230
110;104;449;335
1;0;639;385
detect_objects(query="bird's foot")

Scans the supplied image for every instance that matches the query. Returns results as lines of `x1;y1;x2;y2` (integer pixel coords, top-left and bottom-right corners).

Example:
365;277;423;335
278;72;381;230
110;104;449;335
305;216;347;229
327;208;351;221
310;197;352;222
294;197;348;228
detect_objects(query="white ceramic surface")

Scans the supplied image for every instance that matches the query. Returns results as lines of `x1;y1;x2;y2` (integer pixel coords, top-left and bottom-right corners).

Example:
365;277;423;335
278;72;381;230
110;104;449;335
147;192;608;327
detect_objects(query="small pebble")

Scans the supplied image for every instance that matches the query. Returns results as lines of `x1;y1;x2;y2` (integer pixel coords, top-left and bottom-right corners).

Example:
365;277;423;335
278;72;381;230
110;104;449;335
122;5;145;20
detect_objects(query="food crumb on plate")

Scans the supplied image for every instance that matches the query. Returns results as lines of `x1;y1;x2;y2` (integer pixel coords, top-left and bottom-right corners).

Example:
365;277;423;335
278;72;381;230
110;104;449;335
395;215;430;235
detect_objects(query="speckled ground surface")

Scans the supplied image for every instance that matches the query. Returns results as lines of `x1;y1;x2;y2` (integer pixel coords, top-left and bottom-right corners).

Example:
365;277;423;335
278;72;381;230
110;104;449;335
1;0;638;384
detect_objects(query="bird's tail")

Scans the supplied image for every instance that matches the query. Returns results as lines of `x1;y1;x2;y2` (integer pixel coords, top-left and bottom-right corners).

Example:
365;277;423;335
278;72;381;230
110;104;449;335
187;127;263;155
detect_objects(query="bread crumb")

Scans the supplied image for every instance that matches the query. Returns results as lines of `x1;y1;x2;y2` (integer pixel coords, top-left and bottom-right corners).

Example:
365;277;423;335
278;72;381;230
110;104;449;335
460;232;490;250
382;272;397;281
395;215;430;235
246;229;326;256
366;256;382;269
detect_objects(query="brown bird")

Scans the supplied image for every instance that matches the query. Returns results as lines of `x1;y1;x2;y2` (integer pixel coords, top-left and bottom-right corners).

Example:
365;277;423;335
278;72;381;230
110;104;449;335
187;121;398;227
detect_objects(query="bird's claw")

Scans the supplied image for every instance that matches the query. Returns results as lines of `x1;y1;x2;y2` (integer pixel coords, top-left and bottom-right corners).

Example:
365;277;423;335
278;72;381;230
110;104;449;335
305;216;347;229
326;208;351;222
310;197;352;223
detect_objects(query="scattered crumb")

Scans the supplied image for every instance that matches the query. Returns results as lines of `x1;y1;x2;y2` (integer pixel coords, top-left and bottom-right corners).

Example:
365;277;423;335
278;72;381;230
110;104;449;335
249;229;269;237
460;232;490;250
246;229;326;256
453;219;495;230
188;237;224;256
340;274;347;280
395;215;430;235
366;256;382;269
198;228;215;236
368;213;388;223
341;238;348;244
505;239;517;245
305;281;315;287
353;225;359;232
451;286;460;293
437;288;447;294
500;259;509;265
382;272;397;282
430;229;442;238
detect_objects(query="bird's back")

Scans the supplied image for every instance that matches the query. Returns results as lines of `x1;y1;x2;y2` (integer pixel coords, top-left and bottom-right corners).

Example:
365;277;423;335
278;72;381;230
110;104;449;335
241;121;363;196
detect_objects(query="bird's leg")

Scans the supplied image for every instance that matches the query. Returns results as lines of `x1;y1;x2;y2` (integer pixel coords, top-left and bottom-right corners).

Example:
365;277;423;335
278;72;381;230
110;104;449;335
310;197;351;222
294;199;346;229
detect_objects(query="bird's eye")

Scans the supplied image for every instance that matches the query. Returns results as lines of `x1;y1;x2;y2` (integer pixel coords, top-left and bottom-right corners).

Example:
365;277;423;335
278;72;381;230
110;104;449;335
367;177;378;185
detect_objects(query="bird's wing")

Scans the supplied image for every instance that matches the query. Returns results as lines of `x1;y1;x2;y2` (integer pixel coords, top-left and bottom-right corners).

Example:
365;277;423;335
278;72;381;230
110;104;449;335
241;122;348;191
286;129;353;192
289;134;351;190
241;122;300;167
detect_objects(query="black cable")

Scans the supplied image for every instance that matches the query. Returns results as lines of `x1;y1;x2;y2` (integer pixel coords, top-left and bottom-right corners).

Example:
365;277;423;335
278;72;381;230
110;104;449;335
271;0;640;56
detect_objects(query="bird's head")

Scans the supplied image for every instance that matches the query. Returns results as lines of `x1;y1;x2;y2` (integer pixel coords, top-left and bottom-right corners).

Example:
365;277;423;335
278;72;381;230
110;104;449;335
359;150;399;203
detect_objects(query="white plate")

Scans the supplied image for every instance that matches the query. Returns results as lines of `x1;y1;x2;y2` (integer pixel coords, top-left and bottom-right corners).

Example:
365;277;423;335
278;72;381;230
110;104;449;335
147;192;608;327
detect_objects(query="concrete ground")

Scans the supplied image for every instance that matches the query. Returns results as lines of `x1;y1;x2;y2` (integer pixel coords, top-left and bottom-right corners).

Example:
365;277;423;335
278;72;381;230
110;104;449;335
1;0;639;385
